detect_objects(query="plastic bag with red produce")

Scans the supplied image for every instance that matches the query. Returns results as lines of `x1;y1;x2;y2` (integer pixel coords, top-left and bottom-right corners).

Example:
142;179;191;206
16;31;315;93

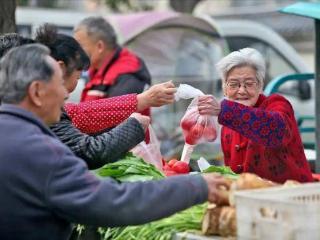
131;126;163;170
175;84;219;163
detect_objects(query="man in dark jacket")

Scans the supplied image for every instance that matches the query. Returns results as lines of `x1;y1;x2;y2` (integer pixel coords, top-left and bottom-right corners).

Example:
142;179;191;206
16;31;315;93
74;17;151;115
0;44;228;240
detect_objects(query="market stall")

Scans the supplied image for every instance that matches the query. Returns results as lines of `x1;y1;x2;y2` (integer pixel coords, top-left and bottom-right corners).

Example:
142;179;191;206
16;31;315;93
72;3;320;240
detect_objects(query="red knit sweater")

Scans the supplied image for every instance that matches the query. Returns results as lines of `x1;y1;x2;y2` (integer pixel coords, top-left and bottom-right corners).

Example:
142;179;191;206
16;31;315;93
219;94;313;183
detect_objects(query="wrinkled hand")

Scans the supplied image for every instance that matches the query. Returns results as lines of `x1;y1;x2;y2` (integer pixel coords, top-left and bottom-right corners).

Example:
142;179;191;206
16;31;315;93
202;173;230;205
198;95;221;116
129;113;150;132
137;81;176;111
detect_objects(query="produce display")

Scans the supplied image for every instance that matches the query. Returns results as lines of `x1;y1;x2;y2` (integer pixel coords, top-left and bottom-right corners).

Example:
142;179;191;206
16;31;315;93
202;204;236;237
97;203;206;240
162;159;190;176
76;153;203;240
97;152;165;182
200;173;300;238
202;165;238;180
75;150;302;240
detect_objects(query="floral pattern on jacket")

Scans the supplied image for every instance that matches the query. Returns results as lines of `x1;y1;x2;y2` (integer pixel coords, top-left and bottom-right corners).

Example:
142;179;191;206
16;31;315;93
219;94;313;183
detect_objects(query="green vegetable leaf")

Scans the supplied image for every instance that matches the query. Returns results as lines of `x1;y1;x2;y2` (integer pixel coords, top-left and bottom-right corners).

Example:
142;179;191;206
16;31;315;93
202;165;238;179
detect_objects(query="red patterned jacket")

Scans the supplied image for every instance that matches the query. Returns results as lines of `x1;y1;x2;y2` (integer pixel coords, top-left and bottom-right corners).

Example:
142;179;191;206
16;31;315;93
65;94;137;134
219;94;313;183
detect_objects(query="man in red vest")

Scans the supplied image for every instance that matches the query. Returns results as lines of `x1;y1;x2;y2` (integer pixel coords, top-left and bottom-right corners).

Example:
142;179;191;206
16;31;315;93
74;17;151;117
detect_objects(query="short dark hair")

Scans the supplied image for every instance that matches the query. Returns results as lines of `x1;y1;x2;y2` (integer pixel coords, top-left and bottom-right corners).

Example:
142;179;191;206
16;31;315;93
36;23;90;76
0;33;35;58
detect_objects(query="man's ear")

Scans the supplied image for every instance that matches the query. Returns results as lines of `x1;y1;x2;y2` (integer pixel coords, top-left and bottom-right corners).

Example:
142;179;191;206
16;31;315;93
97;40;106;53
27;81;44;107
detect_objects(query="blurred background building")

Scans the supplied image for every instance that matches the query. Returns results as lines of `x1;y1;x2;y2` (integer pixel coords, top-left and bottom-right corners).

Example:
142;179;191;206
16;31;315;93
14;0;317;69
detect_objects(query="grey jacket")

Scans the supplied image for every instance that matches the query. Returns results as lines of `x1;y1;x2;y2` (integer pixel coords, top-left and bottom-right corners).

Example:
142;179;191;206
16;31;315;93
50;108;145;169
0;104;208;240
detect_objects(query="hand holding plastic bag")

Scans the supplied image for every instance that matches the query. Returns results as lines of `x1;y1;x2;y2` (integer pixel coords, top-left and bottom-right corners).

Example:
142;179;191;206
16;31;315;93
131;126;163;170
181;99;218;145
198;95;221;117
175;84;219;163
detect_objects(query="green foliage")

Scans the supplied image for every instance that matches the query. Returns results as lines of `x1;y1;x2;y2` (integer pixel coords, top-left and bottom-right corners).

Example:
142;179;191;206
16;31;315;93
17;0;29;6
105;0;131;12
17;0;58;8
98;203;207;240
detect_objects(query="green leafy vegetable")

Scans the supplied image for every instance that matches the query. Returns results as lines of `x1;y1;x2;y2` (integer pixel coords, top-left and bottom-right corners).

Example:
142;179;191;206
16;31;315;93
202;165;238;179
98;203;207;240
96;152;165;182
76;153;205;240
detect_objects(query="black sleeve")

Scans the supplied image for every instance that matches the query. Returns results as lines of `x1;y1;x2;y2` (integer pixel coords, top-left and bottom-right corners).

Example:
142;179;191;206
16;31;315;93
50;112;145;169
107;74;148;97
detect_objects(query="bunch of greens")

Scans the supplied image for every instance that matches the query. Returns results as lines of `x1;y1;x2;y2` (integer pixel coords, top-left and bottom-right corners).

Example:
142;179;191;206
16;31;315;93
98;203;206;240
202;165;238;180
96;152;164;182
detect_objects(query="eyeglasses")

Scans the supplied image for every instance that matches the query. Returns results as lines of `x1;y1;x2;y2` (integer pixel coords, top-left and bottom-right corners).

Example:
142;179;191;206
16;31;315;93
226;81;258;91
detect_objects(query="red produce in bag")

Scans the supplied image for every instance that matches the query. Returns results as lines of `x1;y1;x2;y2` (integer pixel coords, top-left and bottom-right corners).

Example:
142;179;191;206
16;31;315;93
176;84;219;163
131;126;163;170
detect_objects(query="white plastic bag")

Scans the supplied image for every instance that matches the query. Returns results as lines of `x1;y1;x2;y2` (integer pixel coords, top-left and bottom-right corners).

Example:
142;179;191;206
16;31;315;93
175;84;204;101
175;84;219;163
197;157;211;172
131;126;163;170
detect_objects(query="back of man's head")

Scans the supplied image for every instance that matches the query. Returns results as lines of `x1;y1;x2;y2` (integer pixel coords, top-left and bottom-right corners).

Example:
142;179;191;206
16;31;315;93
0;44;53;104
0;33;35;58
75;16;117;50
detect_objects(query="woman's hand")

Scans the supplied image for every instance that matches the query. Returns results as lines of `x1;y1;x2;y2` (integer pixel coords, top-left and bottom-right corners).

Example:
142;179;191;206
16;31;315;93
129;113;150;132
198;95;221;116
137;81;176;111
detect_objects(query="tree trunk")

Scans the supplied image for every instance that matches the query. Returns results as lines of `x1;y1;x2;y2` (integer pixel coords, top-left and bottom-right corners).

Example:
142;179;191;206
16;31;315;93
169;0;202;13
0;0;16;34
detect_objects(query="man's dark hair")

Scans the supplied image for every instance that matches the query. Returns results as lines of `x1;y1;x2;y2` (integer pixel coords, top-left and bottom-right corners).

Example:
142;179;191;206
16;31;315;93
0;33;35;58
36;23;90;76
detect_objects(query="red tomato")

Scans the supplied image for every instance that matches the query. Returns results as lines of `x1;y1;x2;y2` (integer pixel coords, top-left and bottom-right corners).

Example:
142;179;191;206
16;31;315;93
168;159;179;168
202;127;217;142
190;124;204;139
163;164;172;171
181;118;196;131
164;170;178;177
185;132;197;145
172;161;190;174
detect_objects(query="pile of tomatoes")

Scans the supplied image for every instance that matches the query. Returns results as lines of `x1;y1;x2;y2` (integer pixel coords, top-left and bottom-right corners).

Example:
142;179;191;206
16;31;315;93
162;159;190;176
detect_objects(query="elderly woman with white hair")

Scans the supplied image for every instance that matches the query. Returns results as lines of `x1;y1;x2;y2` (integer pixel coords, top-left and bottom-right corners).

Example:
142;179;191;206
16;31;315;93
198;48;313;183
